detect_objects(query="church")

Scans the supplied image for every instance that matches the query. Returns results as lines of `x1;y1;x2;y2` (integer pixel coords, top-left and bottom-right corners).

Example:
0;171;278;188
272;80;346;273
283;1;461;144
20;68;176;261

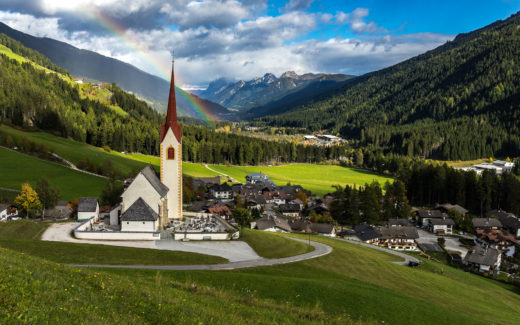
119;59;183;232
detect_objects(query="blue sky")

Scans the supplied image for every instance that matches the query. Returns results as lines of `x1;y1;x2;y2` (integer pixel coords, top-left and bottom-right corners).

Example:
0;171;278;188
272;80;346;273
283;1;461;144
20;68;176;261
0;0;518;88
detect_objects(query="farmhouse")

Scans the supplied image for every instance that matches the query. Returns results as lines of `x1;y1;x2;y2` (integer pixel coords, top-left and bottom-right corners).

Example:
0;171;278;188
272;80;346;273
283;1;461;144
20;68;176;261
209;183;233;200
246;172;270;184
487;209;520;238
463;246;502;275
434;203;469;217
378;226;419;251
354;223;381;244
388;218;409;227
0;204;17;221
279;203;301;218
428;217;455;234
254;216;292;233
309;223;336;237
417;210;446;227
472;218;503;230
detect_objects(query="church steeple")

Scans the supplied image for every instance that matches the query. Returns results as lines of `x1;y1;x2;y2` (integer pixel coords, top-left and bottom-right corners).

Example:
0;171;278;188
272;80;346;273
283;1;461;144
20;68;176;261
160;54;182;143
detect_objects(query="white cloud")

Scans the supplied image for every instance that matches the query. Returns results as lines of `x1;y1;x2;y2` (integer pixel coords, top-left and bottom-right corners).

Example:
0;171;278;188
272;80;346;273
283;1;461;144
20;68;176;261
160;0;250;29
0;8;453;88
332;8;387;34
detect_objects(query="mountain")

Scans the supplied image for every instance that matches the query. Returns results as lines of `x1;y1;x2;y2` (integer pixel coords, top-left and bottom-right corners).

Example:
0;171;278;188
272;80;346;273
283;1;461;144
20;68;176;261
0;22;229;119
198;71;353;111
257;12;520;161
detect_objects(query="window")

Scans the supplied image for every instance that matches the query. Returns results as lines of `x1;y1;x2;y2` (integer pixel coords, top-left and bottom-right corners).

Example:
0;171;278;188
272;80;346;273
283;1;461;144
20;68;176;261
143;222;145;224
167;146;175;160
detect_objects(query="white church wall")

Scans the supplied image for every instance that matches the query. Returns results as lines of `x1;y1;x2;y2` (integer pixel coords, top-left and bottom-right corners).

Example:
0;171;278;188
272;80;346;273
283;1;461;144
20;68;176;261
121;173;162;215
121;220;156;232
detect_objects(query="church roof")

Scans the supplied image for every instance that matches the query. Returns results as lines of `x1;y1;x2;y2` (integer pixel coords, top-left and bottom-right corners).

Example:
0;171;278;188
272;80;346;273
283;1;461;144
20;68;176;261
140;165;169;197
160;60;182;143
121;198;159;222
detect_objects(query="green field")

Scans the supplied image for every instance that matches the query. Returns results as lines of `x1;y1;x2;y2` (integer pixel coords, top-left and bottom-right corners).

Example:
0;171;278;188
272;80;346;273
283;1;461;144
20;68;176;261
0;221;519;323
207;164;393;195
0;146;107;200
107;234;520;324
0;124;147;176
240;228;313;258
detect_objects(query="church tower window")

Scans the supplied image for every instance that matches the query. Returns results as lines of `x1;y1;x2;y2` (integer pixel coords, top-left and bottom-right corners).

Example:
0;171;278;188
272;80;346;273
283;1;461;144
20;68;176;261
167;146;175;160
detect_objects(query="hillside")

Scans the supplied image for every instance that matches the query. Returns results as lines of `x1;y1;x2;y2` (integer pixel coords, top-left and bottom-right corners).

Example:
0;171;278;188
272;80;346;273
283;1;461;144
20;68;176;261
2;230;519;324
257;12;520;160
199;71;353;111
0;22;229;119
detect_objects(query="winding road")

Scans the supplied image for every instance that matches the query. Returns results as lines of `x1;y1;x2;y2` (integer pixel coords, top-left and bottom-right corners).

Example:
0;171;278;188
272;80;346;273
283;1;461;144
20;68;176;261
68;238;332;271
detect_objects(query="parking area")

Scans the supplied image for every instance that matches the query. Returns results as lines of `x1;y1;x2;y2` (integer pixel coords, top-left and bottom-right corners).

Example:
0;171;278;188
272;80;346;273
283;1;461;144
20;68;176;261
416;229;469;257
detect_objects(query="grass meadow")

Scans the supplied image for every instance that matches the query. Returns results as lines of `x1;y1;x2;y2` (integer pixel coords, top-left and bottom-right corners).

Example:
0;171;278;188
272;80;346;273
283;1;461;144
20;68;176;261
0;146;107;200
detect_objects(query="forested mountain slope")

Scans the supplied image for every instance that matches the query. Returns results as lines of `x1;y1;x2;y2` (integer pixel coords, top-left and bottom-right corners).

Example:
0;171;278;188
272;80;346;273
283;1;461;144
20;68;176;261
258;12;520;160
0;22;229;119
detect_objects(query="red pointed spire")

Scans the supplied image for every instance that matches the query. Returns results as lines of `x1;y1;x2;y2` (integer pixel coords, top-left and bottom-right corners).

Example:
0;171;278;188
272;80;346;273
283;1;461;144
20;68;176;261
160;57;182;143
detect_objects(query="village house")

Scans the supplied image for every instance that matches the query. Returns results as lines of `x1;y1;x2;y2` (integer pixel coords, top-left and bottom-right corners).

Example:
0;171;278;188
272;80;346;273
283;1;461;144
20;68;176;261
354;223;381;244
487;209;520;238
434;203;469;218
77;197;99;221
254;216;292;233
289;198;304;210
463;246;502;275
378;226;419;251
209;183;233;201
279;203;301;218
0;204;17;221
428;217;455;234
246;172;270;184
206;204;232;220
417;210;447;227
309;223;336;237
475;228;517;256
472;218;503;231
289;219;311;233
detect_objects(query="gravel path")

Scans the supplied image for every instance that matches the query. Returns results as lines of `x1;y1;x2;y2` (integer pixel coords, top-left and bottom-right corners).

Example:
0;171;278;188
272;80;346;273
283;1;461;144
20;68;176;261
42;222;260;262
68;238;332;271
204;164;238;183
335;238;420;265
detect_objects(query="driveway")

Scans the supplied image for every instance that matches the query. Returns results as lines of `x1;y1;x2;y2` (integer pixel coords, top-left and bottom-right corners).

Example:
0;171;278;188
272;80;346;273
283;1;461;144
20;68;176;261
42;222;260;262
416;229;469;257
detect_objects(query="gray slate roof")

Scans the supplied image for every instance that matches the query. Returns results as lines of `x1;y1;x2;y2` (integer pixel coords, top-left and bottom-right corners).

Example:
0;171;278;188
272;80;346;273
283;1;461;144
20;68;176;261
279;203;301;213
464;246;500;266
310;223;335;234
472;218;502;229
435;203;469;215
121;198;159;221
417;210;445;219
388;218;409;227
255;217;292;232
78;197;98;212
430;218;455;226
379;226;419;239
140;165;169;197
354;223;381;241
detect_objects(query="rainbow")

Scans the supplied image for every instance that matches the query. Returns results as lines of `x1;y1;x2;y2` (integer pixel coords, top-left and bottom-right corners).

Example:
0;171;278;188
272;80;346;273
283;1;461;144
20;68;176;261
76;7;217;126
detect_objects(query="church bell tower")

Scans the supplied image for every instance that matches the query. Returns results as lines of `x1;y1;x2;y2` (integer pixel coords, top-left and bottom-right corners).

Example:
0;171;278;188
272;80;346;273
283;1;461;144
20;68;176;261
160;55;182;220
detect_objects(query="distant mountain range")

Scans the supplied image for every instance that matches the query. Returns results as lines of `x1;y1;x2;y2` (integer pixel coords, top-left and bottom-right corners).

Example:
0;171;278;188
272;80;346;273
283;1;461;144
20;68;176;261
197;71;354;111
255;12;520;160
0;22;229;119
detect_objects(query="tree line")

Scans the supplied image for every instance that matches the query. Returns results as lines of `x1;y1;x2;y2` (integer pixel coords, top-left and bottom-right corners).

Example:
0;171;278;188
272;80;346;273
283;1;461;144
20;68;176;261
256;13;520;160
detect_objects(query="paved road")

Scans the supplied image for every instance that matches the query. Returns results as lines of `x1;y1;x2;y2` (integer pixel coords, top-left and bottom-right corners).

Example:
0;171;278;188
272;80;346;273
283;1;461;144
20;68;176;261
68;238;332;271
335;238;420;265
416;229;469;257
42;222;260;262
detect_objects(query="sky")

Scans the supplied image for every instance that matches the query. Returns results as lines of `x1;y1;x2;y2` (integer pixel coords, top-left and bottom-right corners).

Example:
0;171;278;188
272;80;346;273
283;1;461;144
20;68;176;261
0;0;519;90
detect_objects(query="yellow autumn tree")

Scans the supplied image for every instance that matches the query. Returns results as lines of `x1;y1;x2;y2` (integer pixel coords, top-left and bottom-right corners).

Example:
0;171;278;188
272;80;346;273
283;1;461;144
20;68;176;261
15;183;42;218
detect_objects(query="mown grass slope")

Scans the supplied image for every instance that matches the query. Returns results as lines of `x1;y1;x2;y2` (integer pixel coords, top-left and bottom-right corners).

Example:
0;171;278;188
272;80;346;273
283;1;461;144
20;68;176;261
108;235;520;325
0;247;354;324
240;228;313;258
0;146;107;200
209;164;394;195
0;220;226;265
